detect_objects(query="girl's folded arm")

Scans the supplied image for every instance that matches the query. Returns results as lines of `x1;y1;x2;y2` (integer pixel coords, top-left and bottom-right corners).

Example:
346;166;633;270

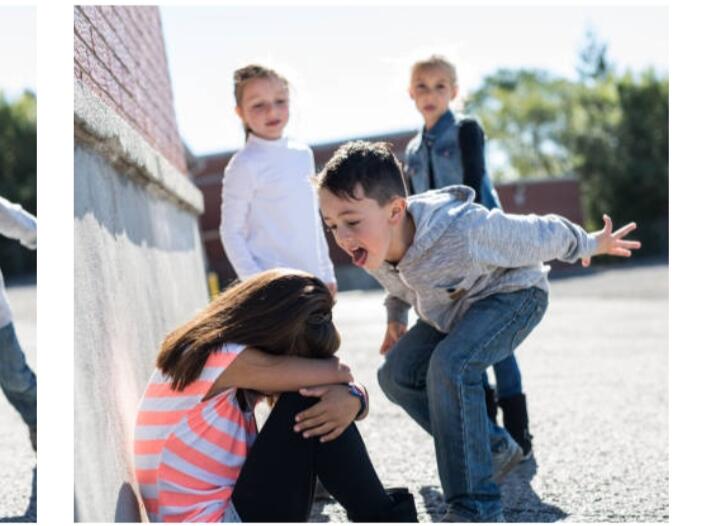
215;346;352;393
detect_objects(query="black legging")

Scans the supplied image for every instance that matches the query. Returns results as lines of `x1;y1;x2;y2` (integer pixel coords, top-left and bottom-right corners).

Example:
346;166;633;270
231;391;393;522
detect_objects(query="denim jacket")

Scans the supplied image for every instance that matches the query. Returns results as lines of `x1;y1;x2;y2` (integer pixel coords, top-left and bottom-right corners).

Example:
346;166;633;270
404;110;501;210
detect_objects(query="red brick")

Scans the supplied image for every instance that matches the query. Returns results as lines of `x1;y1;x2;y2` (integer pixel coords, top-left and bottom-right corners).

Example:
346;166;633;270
74;34;92;73
90;27;112;70
75;5;188;174
74;8;92;45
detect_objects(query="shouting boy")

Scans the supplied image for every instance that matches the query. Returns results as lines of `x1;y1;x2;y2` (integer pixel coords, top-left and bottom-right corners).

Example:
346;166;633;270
316;141;640;522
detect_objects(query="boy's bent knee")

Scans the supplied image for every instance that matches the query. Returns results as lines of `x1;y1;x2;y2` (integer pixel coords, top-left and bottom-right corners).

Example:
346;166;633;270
428;348;488;387
377;361;395;396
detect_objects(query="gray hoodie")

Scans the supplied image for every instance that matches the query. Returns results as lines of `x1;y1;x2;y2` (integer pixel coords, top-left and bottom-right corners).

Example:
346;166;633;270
367;185;597;333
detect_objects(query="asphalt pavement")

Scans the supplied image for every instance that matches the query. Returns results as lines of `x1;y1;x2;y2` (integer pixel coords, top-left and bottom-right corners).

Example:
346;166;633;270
309;262;668;522
0;265;667;522
0;282;37;522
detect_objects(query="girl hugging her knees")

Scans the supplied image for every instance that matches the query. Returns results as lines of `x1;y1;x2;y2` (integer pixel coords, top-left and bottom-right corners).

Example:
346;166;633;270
133;269;417;522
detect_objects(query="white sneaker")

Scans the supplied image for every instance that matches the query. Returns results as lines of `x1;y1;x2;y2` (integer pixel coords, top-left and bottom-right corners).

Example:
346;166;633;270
492;434;523;483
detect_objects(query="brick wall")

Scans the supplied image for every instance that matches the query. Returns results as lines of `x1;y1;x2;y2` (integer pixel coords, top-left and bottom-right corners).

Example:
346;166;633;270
74;5;186;173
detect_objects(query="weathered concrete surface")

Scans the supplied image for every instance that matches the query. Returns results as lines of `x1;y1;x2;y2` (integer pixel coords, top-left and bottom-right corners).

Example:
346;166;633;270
74;145;208;522
0;281;36;522
310;262;668;522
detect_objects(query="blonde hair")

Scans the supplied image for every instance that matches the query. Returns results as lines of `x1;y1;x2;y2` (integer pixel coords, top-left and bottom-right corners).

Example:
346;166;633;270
410;55;458;86
232;64;289;138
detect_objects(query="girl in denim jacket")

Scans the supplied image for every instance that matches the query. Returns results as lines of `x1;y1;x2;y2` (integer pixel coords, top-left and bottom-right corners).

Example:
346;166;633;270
404;55;533;460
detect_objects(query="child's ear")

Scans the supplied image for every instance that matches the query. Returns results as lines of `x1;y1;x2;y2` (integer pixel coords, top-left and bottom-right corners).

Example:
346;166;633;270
450;84;459;100
388;197;407;224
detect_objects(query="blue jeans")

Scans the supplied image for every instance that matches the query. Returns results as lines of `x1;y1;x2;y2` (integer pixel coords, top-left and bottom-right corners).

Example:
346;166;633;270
482;354;523;400
378;288;548;520
0;322;37;428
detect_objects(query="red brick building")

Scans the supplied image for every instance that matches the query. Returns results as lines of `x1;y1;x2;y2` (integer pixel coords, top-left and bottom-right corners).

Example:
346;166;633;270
74;5;187;173
190;131;583;288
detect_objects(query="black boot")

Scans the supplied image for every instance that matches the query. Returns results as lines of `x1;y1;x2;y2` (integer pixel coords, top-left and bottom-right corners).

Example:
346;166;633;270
498;393;533;459
485;385;498;425
347;487;418;522
382;487;418;522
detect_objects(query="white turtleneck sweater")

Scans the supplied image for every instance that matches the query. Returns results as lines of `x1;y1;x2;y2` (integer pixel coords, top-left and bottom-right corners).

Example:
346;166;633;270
220;134;336;285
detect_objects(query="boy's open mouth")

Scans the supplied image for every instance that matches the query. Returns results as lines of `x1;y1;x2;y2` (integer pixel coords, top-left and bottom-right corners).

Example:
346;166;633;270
350;247;368;267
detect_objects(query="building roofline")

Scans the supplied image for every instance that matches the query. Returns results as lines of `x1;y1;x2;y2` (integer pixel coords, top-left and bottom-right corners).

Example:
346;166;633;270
190;128;417;162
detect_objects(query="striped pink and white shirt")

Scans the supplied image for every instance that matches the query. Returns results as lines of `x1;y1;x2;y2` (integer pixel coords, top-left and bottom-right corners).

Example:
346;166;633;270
134;343;257;522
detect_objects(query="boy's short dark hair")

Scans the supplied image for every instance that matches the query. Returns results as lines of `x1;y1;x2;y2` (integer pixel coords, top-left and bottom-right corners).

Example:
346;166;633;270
316;141;408;206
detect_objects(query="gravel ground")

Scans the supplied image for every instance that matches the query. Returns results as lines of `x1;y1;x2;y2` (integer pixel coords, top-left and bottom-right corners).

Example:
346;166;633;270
308;262;668;522
0;265;667;522
0;282;37;522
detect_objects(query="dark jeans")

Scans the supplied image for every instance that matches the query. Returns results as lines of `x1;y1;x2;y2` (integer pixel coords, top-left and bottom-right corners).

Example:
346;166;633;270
231;392;392;522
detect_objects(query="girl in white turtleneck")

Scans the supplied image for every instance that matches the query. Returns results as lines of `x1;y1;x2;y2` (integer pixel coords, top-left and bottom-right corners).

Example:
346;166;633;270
220;64;336;295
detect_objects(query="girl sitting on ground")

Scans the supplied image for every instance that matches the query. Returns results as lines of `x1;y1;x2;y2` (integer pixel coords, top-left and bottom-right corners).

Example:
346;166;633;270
134;269;417;522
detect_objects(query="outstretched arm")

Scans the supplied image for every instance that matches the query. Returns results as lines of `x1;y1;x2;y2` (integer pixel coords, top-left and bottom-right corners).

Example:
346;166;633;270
581;214;641;267
0;196;36;249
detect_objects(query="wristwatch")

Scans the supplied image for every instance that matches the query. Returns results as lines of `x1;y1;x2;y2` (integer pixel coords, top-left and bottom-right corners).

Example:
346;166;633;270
347;383;367;420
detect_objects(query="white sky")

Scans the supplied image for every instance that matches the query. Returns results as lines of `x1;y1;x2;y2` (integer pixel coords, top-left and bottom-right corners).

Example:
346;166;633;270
161;5;667;155
0;6;36;98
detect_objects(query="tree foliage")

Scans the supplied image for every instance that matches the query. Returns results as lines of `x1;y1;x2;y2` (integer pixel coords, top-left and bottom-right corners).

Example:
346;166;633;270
464;33;668;255
0;90;37;276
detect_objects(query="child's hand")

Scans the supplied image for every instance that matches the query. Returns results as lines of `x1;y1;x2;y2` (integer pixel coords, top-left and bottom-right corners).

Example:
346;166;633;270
327;356;354;383
582;214;641;267
294;384;360;442
380;321;407;355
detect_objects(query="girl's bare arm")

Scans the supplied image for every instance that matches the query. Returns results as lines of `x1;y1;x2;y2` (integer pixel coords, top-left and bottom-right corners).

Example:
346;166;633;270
210;347;352;396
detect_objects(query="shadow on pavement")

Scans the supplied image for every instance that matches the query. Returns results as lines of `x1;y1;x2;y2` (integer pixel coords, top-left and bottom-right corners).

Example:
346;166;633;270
309;496;335;522
417;458;568;523
502;457;568;522
0;466;36;522
114;482;142;522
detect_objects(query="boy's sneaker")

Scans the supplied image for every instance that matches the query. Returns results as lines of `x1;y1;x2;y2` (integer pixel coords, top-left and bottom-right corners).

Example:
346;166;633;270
491;434;523;483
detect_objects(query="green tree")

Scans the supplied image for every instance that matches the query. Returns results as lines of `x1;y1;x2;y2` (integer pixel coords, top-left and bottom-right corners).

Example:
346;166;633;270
464;33;668;256
0;90;37;276
465;69;575;182
572;71;668;251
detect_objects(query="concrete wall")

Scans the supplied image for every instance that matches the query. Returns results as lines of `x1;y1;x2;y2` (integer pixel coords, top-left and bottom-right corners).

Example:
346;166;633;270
74;7;208;522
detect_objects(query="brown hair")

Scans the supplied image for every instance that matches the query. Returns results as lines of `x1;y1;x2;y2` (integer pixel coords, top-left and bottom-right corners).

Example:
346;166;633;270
156;269;339;391
233;64;289;139
315;141;408;206
410;55;458;86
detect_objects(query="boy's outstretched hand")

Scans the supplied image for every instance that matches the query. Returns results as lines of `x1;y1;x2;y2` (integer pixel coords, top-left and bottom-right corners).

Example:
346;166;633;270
582;214;641;267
